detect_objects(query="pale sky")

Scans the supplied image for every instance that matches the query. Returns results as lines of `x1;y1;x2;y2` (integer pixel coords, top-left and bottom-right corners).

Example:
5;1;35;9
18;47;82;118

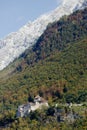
0;0;62;39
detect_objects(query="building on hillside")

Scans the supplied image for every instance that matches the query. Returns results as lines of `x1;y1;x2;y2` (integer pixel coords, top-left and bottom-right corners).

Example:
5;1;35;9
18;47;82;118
17;95;49;117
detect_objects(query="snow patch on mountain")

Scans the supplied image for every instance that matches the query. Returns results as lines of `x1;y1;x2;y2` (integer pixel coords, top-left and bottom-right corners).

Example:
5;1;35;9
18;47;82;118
0;0;87;70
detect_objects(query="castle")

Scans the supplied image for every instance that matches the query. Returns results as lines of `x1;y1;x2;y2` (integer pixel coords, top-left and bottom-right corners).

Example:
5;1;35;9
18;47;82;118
17;95;49;117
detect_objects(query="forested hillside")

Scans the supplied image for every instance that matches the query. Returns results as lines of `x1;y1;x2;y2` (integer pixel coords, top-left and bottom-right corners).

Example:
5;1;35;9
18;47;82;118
0;8;87;130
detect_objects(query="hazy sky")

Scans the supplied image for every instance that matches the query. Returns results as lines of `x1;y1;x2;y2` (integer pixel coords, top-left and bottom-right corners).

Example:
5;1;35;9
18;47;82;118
0;0;62;39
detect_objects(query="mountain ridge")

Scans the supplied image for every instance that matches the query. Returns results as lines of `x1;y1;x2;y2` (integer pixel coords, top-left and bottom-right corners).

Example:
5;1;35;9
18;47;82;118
0;0;87;70
0;7;87;79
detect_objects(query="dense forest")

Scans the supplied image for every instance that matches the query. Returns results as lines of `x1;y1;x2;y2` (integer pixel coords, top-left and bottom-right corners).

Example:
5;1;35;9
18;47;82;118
0;8;87;130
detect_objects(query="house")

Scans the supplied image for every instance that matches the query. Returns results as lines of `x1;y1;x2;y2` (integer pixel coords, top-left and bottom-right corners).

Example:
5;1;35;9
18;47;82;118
17;95;49;117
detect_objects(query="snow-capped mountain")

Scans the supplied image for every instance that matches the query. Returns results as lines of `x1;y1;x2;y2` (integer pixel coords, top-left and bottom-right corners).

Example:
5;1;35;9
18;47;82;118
0;0;87;71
